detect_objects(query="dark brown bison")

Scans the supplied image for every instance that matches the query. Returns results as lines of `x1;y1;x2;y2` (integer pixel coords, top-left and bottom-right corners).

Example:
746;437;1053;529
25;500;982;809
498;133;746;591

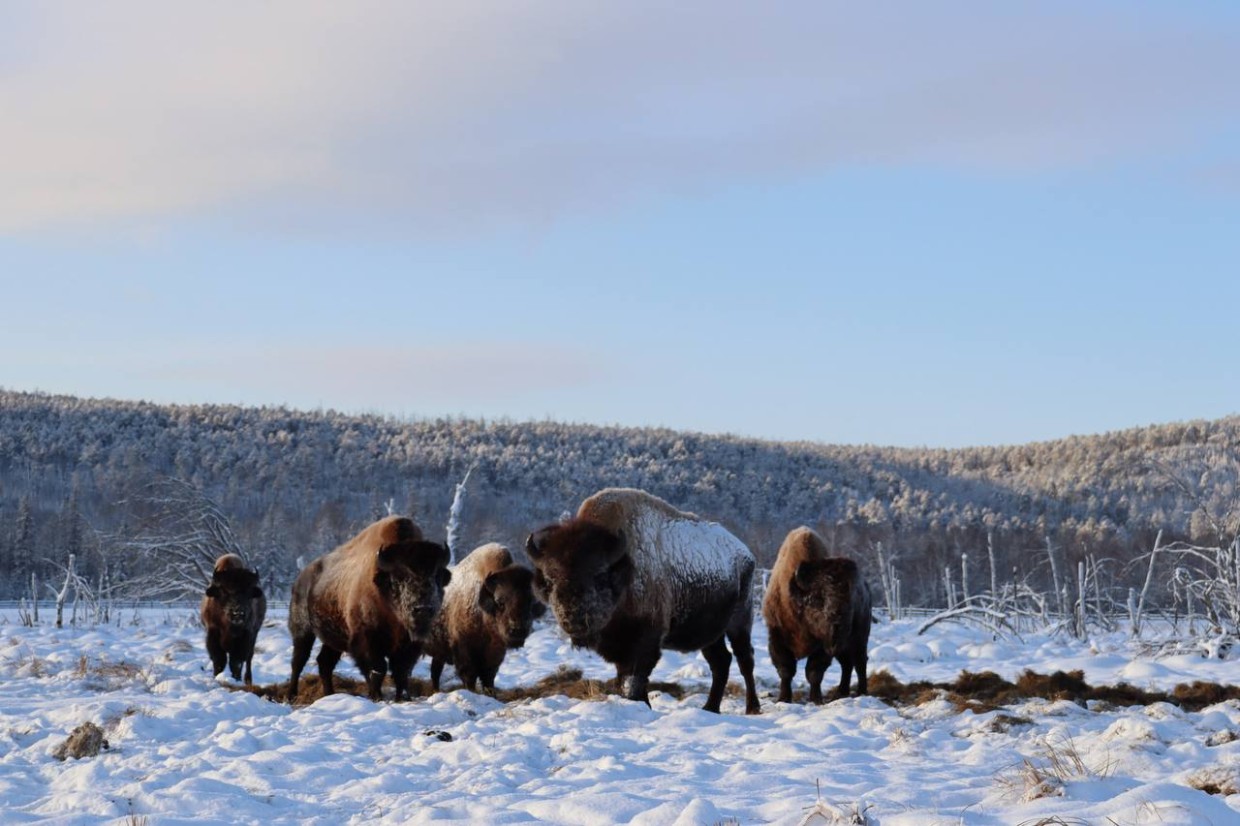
288;516;451;701
200;553;267;686
763;526;872;703
426;542;545;695
527;488;760;714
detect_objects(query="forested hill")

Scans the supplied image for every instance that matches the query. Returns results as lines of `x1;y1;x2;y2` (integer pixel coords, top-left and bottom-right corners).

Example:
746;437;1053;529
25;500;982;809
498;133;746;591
0;389;1236;603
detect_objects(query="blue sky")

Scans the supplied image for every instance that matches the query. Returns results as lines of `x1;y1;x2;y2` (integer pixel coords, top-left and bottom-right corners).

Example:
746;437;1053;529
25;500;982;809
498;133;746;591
2;2;1238;447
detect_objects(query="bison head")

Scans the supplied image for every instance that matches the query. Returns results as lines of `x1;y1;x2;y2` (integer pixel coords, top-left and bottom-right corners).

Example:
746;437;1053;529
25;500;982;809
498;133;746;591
374;539;452;639
790;557;858;652
478;565;545;649
525;521;632;648
205;567;264;629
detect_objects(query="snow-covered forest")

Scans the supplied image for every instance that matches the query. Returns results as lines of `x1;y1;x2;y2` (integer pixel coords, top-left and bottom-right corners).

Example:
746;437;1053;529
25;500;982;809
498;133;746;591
1;389;1237;610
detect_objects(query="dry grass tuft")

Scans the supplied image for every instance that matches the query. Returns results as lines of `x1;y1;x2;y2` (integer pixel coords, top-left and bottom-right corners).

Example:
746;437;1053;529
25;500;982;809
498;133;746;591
1186;766;1240;796
998;735;1110;803
52;721;109;761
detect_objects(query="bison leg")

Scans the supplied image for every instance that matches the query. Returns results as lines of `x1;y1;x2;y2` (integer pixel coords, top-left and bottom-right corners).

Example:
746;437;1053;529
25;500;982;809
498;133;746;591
316;645;343;696
700;635;733;714
479;660;501;697
624;635;664;708
829;653;854;701
243;653;254;687
389;647;419;702
726;622;760;714
364;659;388;701
289;632;315;700
228;647;244;682
768;633;798;704
854;648;868;696
205;630;228;678
806;649;832;705
613;663;631;695
429;657;445;692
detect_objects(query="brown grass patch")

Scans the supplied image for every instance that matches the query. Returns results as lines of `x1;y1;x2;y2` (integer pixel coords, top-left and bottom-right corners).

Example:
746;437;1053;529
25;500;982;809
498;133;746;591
1172;681;1240;711
498;666;685;703
867;669;1239;715
234;674;434;706
229;662;1240;717
233;665;688;707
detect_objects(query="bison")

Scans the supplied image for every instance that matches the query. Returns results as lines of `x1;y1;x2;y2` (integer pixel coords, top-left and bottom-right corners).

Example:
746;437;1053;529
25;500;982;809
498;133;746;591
288;516;451;702
526;487;760;714
763;526;872;703
201;553;267;686
426;542;544;695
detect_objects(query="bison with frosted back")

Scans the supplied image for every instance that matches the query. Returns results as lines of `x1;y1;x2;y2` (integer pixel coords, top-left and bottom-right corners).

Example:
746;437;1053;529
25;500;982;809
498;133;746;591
426;542;545;695
288;516;451;702
526;487;760;714
201;553;267;686
763;526;872;703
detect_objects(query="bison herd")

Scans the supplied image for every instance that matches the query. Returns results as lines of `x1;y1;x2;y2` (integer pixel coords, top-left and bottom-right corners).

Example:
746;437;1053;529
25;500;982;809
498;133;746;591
200;488;873;714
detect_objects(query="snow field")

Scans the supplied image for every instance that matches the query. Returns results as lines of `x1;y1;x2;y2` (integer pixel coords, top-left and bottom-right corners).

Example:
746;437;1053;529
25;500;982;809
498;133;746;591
3;609;1240;824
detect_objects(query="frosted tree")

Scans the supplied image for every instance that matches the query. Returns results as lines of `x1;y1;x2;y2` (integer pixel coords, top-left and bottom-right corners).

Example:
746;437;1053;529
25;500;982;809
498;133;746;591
114;477;246;601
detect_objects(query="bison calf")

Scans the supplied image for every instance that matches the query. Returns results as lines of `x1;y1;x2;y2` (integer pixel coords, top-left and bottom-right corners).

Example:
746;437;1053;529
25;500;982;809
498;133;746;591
201;553;267;686
288;516;451;702
763;526;872;703
426;542;544;695
527;487;760;714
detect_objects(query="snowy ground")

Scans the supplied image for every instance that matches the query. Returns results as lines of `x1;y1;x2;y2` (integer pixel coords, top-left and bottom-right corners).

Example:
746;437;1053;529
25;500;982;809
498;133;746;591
3;606;1240;825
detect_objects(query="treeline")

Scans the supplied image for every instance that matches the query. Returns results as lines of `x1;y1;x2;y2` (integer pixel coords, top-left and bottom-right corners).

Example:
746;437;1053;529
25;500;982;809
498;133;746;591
0;389;1236;605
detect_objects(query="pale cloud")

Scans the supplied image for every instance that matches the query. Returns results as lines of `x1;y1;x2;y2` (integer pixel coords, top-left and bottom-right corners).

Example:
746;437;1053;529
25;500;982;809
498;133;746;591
137;343;607;409
2;1;1237;234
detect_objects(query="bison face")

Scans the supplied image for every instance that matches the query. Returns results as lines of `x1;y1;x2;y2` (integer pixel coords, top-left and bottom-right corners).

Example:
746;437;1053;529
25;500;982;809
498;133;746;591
205;568;264;629
791;558;858;652
526;522;632;648
479;566;543;649
375;540;452;640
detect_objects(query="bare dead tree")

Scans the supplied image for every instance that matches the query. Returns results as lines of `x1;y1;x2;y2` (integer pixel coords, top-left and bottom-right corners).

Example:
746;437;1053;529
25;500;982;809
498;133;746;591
114;477;246;602
445;463;477;563
1137;453;1240;651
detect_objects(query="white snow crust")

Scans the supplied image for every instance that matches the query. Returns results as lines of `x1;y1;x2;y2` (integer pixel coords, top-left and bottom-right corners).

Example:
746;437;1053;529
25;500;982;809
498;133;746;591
628;508;752;609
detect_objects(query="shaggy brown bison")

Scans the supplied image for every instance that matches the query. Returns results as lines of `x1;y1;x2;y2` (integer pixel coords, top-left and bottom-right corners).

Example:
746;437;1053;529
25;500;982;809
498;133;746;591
201;553;267;686
288;516;451;701
763;526;872;703
526;488;760;714
426;542;545;695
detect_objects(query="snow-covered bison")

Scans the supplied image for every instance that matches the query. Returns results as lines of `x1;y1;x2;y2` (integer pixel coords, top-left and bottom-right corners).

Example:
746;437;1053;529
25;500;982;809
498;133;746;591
288;516;451;701
526;488;760;714
763;526;872;703
201;553;267;686
426;542;544;695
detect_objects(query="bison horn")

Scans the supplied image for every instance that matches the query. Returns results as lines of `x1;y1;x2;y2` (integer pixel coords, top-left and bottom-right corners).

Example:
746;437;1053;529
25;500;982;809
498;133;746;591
525;533;540;560
793;561;816;591
603;528;627;564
